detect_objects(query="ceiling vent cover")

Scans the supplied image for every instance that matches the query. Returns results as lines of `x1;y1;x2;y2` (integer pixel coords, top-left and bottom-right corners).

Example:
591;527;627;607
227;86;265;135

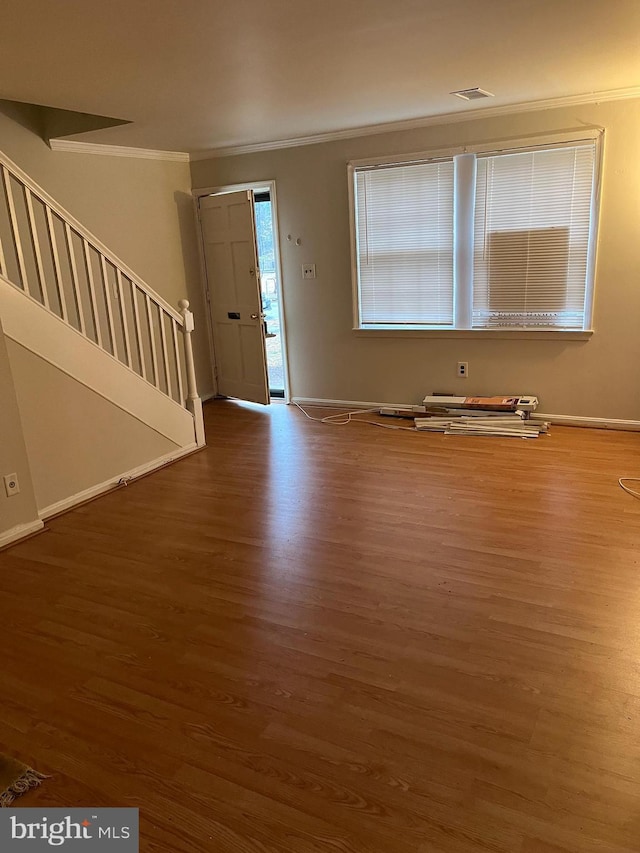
450;88;494;101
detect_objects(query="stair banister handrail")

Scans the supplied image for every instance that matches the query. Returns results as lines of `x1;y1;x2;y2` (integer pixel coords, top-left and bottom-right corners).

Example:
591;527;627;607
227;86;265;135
0;146;207;443
0;148;182;324
178;299;205;445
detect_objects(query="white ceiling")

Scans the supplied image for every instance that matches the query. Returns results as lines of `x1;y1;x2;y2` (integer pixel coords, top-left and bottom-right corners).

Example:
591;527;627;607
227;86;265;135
1;0;639;154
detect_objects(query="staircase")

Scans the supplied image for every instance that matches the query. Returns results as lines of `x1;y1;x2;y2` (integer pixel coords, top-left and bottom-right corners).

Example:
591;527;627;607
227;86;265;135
0;148;204;524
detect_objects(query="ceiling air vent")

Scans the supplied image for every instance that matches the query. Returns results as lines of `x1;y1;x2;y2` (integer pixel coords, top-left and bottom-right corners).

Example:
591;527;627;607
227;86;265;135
450;88;494;101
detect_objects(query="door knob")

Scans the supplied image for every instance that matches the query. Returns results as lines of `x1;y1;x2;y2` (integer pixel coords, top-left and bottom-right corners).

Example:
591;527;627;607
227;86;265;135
250;313;259;319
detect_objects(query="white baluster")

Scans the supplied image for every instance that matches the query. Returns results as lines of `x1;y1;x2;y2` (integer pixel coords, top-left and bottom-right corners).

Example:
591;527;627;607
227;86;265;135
64;224;86;334
171;318;184;405
3;167;29;293
159;309;172;398
116;270;132;369
145;292;159;386
178;299;205;446
130;284;147;380
46;208;69;324
82;239;102;348
24;188;48;309
0;199;6;279
100;254;117;356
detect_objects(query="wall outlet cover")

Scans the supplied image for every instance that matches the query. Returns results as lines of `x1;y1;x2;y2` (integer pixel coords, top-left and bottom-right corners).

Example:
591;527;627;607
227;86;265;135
302;264;316;279
4;473;20;496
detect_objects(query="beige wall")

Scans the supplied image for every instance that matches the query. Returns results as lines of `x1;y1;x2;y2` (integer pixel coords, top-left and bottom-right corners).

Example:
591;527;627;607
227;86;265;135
0;102;213;397
0;319;39;536
191;99;640;420
7;341;179;512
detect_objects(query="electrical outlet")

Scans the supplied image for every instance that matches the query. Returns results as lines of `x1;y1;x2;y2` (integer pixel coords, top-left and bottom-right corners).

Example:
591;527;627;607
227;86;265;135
457;361;469;378
4;473;20;497
302;263;316;280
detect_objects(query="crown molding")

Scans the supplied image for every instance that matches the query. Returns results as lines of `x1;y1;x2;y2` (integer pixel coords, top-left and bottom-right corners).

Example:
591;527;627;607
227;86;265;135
49;138;189;162
190;86;640;161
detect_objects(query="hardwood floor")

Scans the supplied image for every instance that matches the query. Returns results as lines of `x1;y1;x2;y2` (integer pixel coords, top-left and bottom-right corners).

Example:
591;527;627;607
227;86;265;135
2;400;640;852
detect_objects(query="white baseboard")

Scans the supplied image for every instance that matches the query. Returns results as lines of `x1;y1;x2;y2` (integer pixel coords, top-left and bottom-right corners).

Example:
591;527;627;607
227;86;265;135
39;443;200;520
292;396;411;411
0;519;45;550
292;397;640;432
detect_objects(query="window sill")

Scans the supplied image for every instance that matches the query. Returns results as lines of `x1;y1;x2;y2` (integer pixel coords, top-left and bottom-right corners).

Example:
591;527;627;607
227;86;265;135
353;328;594;340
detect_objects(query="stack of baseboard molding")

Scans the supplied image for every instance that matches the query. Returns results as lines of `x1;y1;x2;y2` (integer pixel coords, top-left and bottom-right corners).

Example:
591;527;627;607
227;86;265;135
414;414;549;438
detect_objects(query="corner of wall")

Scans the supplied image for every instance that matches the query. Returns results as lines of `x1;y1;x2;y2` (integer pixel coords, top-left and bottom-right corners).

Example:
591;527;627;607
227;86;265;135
0;316;41;546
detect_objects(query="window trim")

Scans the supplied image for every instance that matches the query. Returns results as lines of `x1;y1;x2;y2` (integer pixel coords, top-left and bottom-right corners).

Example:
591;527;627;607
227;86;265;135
352;328;593;340
348;129;604;334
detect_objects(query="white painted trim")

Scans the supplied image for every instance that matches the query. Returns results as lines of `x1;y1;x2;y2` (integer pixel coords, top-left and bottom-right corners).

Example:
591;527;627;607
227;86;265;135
346;129;603;171
192;180;272;198
347;163;360;328
0;519;45;550
350;329;593;340
584;131;605;330
292;398;640;432
1;275;195;447
192;180;292;403
293;397;420;411
192;192;219;399
49;138;189;162
39;443;199;521
189;86;640;159
265;180;292;403
532;414;640;432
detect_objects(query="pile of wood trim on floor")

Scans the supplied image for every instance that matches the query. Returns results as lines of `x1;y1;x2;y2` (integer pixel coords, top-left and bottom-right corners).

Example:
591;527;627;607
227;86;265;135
379;396;548;438
414;413;549;438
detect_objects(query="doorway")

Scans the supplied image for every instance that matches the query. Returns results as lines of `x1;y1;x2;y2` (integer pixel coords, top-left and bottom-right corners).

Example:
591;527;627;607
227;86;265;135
254;191;285;398
194;181;290;404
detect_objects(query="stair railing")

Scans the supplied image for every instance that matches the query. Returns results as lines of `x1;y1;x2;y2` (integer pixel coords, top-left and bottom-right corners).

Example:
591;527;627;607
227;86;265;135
0;149;203;442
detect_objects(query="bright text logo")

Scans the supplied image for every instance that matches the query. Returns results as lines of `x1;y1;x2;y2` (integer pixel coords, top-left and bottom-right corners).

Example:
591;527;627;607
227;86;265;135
0;809;138;851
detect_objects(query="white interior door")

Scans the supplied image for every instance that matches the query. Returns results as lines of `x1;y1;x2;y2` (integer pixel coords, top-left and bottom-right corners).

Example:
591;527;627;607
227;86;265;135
199;190;270;404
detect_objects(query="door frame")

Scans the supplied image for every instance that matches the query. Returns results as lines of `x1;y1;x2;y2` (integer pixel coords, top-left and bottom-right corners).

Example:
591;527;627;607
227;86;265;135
192;180;291;403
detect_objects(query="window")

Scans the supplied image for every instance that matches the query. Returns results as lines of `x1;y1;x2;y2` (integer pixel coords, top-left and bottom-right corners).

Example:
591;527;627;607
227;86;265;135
350;135;600;332
355;160;454;326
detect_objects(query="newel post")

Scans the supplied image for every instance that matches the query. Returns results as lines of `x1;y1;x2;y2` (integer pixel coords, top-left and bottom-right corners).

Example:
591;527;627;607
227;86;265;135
178;299;205;447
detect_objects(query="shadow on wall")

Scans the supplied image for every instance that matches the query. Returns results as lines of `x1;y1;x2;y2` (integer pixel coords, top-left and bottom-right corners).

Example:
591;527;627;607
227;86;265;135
173;191;214;397
0;99;129;144
0;99;44;137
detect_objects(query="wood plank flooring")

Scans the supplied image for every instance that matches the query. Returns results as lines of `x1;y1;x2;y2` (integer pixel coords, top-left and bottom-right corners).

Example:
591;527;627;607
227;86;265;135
2;400;640;852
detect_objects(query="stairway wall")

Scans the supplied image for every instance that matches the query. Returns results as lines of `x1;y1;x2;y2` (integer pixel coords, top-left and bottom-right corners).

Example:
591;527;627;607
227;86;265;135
7;339;181;516
0;318;40;544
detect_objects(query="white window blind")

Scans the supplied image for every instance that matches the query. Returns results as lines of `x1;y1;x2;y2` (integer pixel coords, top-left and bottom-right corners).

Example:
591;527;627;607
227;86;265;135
355;160;454;326
473;144;596;329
